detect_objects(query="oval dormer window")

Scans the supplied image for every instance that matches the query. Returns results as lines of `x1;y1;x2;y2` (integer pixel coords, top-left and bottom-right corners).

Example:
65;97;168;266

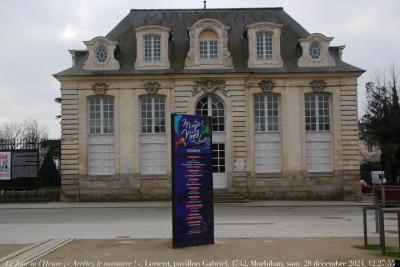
309;42;321;60
95;46;108;63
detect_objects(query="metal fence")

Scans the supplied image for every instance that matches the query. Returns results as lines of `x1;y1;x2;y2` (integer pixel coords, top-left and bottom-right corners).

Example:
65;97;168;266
0;139;61;190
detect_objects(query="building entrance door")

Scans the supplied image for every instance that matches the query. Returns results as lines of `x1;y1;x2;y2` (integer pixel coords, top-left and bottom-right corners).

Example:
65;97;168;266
196;95;227;189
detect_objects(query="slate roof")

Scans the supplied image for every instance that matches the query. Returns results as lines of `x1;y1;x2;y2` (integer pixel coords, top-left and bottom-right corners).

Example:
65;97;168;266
54;8;364;77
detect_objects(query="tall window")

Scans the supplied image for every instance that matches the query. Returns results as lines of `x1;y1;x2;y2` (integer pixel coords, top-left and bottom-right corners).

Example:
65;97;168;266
195;95;226;176
88;96;115;176
256;31;273;60
305;94;330;132
305;94;332;172
144;35;161;62
253;95;281;172
140;95;167;175
195;95;224;132
140;95;165;133
199;30;218;60
89;96;114;134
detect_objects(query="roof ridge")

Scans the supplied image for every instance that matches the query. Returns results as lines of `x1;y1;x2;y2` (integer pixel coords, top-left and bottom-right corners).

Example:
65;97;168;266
129;7;284;12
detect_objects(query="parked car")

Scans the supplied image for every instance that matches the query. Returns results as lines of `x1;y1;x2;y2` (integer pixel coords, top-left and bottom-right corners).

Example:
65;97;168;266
360;179;370;193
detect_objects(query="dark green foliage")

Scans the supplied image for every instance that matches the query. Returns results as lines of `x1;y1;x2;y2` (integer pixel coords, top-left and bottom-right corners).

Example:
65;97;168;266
361;67;400;184
38;139;61;187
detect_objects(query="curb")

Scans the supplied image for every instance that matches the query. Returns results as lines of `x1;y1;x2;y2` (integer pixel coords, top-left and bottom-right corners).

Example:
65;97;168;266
0;201;373;209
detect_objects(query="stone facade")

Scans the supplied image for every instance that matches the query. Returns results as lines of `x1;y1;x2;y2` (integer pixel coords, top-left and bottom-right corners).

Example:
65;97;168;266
56;74;362;201
54;8;364;201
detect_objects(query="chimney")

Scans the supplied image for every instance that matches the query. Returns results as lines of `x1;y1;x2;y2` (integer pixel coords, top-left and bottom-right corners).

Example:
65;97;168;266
338;46;346;60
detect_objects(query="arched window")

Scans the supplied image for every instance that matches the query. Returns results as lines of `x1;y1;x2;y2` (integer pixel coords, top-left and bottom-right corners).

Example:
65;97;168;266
196;95;226;177
184;18;233;69
195;95;225;132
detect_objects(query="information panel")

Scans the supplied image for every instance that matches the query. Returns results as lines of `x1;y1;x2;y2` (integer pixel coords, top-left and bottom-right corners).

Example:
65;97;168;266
11;150;38;179
0;151;11;180
171;113;214;248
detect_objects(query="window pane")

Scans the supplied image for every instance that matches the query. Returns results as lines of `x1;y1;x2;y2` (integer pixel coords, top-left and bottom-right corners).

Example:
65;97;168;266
256;31;273;60
89;96;114;135
212;143;225;173
254;94;279;133
209;40;218;59
144;35;161;62
199;40;218;60
140;95;166;133
211;96;224;132
305;94;330;132
199;40;207;59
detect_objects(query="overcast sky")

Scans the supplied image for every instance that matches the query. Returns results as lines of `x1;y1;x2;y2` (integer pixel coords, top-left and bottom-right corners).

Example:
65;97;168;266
0;0;399;138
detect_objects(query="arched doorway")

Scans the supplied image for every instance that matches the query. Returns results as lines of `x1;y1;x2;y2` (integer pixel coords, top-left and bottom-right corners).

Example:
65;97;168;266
195;95;227;189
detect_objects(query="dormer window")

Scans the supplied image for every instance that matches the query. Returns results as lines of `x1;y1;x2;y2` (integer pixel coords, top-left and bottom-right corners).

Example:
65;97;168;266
199;30;218;60
297;33;335;68
134;25;170;70
144;35;161;62
83;36;119;71
246;22;283;68
256;31;273;60
185;18;233;69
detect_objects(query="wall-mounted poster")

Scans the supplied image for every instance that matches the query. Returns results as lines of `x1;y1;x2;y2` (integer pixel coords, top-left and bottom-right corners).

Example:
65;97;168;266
0;152;11;180
171;113;214;248
11;150;38;179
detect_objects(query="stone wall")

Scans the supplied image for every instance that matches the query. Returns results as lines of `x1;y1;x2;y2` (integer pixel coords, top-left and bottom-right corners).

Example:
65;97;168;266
60;81;80;201
58;74;362;201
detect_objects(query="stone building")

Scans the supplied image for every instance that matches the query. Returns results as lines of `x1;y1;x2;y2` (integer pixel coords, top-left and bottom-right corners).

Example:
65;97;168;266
54;8;364;201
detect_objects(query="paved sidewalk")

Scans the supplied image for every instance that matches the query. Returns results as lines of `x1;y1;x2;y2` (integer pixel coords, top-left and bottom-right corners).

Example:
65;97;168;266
0;200;372;209
0;206;391;244
35;238;398;266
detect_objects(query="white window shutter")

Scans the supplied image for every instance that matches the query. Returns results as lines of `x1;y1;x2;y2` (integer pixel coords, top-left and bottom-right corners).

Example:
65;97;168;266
88;135;115;176
140;134;167;175
306;132;332;172
254;133;281;172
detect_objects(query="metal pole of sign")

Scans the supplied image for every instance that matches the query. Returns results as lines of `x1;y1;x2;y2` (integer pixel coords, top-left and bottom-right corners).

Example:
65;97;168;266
398;211;400;254
363;207;368;247
380;209;385;254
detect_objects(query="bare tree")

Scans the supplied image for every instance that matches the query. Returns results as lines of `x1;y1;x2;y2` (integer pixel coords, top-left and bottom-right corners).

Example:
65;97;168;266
0;119;49;145
0;121;23;142
21;119;49;142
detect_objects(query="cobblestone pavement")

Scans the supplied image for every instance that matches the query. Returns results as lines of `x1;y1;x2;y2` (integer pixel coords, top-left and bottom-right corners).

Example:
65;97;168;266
0;206;395;244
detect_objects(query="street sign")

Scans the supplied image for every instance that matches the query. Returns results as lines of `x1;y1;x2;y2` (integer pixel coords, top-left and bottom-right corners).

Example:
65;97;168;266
171;113;214;248
0;150;38;180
